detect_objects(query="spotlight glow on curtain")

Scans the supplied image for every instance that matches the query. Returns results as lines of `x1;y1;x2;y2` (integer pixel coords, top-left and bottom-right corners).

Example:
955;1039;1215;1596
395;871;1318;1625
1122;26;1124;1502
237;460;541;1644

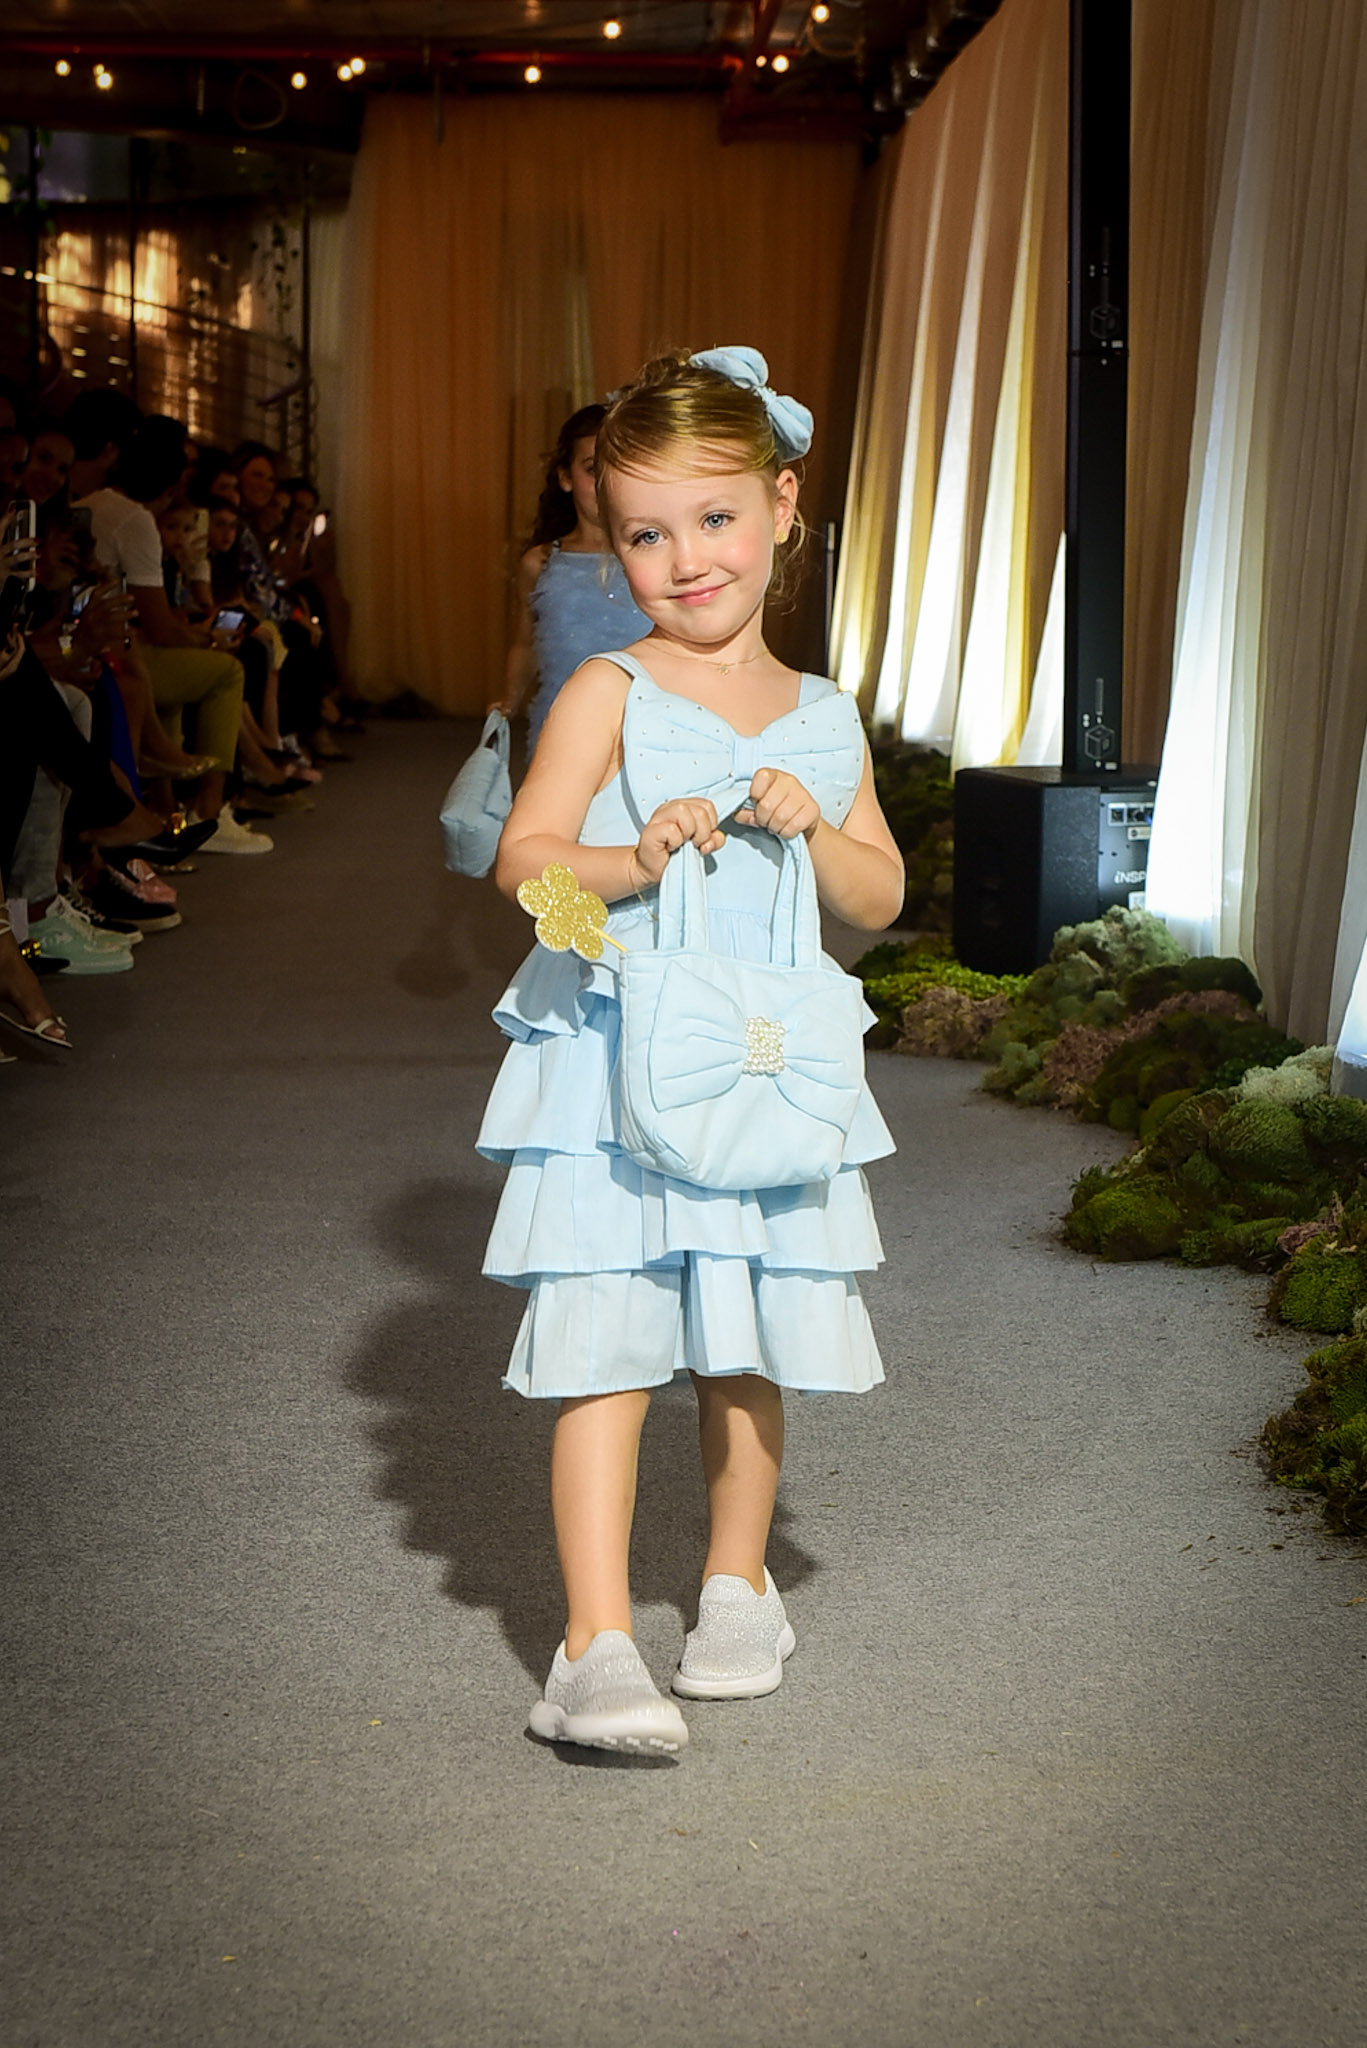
1147;0;1367;1046
831;0;1067;768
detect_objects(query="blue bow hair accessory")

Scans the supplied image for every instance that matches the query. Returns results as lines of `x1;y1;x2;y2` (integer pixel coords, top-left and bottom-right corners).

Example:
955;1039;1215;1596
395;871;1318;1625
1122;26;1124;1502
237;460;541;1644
688;345;814;460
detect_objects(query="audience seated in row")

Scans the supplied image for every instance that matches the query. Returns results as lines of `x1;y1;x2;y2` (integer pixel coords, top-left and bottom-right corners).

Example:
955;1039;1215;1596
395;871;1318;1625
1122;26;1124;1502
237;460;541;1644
0;382;360;1060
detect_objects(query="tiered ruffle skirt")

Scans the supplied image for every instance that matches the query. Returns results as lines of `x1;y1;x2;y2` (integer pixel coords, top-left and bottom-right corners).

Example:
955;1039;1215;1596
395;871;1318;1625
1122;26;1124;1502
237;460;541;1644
479;911;893;1398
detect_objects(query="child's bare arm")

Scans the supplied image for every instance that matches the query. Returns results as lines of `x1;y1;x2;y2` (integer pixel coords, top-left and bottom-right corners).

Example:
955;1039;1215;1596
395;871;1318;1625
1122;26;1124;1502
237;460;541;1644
740;744;904;931
495;658;726;905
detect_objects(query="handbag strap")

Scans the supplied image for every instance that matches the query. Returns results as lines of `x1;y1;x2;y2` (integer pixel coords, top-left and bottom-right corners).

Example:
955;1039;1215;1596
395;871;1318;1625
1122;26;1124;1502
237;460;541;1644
480;710;510;765
655;793;822;969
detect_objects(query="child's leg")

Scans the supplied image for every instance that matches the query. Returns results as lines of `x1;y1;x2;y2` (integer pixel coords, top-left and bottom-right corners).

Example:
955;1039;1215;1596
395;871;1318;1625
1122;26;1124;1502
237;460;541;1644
551;1388;651;1660
691;1373;785;1593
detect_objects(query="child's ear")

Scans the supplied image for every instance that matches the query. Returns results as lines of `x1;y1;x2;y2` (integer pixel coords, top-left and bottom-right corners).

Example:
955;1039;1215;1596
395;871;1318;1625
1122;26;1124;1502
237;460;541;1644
557;467;574;494
773;467;799;542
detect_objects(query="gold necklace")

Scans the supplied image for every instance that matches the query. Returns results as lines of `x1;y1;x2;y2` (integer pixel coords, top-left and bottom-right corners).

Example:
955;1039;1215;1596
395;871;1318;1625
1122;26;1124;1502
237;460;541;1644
658;644;767;678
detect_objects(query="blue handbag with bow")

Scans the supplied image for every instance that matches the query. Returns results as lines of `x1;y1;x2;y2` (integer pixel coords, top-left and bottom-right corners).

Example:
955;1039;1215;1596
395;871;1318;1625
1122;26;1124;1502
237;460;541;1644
440;711;511;877
617;826;867;1191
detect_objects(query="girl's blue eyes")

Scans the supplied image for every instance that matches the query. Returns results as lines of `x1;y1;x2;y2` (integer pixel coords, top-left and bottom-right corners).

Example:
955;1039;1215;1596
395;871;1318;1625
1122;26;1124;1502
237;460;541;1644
630;512;732;546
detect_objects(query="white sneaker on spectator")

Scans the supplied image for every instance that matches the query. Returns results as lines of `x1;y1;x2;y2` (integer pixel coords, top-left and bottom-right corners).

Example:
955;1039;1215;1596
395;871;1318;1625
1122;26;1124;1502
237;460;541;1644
60;883;143;944
28;898;135;975
201;804;273;855
46;890;134;948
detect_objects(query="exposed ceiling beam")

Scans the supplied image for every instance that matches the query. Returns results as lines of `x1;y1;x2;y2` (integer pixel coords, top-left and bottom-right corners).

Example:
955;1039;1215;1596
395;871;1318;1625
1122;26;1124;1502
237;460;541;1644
0;34;739;69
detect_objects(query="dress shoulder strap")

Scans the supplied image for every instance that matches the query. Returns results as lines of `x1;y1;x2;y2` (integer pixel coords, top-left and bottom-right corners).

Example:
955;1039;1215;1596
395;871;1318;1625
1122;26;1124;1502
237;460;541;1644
594;647;655;688
797;672;839;705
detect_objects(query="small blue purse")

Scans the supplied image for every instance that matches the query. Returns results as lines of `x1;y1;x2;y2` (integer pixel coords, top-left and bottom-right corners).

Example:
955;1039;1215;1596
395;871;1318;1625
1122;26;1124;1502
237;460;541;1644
617;830;867;1191
440;711;511;877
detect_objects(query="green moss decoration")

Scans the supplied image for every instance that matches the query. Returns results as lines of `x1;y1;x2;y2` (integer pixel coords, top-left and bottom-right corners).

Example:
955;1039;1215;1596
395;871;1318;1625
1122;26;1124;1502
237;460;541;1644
1209;1100;1313;1184
1300;1094;1367;1159
1084;1013;1300;1125
854;938;1027;1049
1059;1081;1367;1270
1064;1181;1185;1259
1143;1089;1230;1165
1050;906;1186;982
1270;1245;1367;1334
1263;1336;1367;1537
1138;1088;1197;1143
1123;956;1263;1013
982;1041;1044;1095
871;747;955;931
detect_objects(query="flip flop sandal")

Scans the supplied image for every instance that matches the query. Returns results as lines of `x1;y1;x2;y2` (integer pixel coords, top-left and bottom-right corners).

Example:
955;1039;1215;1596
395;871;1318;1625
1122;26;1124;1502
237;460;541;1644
0;1003;72;1049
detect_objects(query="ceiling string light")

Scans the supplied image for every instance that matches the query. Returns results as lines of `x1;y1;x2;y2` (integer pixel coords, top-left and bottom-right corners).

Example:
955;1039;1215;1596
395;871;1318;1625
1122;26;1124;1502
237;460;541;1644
290;70;308;90
524;62;542;83
54;58;71;77
772;52;791;72
349;56;367;75
337;62;353;81
603;17;622;37
95;68;114;91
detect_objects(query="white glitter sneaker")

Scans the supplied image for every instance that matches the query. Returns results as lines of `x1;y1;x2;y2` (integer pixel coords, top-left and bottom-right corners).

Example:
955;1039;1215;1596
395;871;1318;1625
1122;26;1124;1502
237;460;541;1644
672;1569;796;1700
201;805;273;855
529;1630;689;1752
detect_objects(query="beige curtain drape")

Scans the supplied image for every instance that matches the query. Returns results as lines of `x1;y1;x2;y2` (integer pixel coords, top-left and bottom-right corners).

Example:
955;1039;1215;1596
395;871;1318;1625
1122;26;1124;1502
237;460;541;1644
831;0;1067;766
336;96;864;713
829;0;1225;770
1147;0;1367;1041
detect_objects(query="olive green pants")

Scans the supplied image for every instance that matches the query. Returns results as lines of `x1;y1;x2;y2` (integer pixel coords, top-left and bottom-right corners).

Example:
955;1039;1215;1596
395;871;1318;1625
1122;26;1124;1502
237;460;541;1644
140;646;245;773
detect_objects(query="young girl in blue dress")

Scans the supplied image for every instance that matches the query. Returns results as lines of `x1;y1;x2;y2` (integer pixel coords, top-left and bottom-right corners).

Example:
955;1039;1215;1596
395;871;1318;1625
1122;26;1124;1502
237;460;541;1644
494;404;650;751
478;347;904;1753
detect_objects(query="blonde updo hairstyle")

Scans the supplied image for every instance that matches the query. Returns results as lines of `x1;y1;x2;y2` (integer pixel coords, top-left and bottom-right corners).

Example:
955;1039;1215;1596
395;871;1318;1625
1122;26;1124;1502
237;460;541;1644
595;351;809;609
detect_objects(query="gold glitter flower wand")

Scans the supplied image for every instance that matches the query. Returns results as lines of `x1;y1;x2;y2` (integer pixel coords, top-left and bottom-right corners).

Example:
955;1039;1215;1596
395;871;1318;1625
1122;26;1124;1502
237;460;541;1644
515;863;629;963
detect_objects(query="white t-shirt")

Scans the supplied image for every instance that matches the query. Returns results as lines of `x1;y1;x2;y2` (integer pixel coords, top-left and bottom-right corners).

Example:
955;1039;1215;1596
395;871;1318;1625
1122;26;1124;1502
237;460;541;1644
75;487;163;588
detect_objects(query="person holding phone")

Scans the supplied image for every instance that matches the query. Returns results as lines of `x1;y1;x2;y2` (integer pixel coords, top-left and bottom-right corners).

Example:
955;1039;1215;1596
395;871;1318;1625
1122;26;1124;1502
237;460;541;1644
74;410;267;854
157;492;212;614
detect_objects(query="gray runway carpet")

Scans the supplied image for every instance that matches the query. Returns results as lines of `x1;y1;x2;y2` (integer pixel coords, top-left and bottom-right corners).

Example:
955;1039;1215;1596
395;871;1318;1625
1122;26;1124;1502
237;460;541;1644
4;721;1365;2048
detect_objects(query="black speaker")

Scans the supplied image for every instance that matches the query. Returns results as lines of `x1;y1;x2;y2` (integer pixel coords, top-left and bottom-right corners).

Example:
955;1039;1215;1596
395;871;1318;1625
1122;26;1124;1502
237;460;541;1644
953;764;1158;975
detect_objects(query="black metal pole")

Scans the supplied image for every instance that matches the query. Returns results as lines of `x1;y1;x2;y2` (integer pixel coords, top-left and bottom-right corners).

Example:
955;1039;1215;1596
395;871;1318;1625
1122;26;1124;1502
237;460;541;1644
26;127;41;397
1062;0;1130;774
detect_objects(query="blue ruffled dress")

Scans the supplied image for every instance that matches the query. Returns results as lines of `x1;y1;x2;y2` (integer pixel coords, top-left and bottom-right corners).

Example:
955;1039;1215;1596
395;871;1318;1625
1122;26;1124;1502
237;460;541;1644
478;652;894;1398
